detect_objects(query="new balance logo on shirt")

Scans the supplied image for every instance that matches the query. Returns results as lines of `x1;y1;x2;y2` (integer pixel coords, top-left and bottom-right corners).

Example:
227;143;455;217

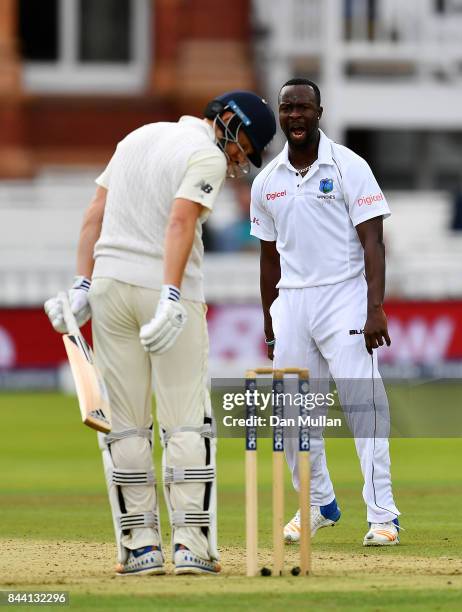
197;181;213;194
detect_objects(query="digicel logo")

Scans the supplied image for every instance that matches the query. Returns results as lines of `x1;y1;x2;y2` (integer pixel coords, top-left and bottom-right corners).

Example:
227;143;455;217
357;193;384;206
266;190;287;201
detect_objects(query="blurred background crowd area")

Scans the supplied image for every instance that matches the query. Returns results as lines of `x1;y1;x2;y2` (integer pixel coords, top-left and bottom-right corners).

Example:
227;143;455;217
1;0;462;383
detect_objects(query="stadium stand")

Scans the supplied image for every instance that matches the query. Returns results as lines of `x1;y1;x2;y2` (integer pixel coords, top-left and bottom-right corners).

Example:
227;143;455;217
1;172;461;305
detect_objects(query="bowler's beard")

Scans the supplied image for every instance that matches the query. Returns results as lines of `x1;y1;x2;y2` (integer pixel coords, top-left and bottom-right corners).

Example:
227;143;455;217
287;124;319;149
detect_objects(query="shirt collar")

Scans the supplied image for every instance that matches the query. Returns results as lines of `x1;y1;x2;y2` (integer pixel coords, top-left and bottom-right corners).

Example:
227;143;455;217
179;115;216;142
276;129;334;170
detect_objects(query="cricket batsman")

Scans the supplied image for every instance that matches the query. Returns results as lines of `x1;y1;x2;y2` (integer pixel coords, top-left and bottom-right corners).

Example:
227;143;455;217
250;78;401;547
45;91;276;575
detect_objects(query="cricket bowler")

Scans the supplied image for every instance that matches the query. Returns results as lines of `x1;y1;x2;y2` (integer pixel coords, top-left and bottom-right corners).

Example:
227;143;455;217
250;78;400;547
45;91;276;575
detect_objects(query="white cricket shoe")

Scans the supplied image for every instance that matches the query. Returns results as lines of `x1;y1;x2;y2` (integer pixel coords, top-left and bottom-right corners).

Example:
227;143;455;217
174;544;221;575
363;521;400;546
284;498;341;543
115;545;165;576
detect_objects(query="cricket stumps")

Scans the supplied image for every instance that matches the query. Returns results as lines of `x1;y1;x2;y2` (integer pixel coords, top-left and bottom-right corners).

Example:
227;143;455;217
244;367;311;577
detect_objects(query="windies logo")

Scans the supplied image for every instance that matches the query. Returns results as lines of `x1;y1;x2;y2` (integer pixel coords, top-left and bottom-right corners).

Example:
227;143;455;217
319;178;334;193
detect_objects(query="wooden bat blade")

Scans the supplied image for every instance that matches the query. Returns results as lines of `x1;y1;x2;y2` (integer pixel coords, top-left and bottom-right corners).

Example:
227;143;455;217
63;333;112;433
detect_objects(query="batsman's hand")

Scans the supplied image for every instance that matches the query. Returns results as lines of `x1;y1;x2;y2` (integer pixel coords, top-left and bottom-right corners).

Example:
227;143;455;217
44;276;92;333
140;298;188;355
363;306;391;355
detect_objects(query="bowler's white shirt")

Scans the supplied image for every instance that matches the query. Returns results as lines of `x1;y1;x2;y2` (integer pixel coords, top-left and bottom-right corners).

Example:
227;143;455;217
250;130;390;289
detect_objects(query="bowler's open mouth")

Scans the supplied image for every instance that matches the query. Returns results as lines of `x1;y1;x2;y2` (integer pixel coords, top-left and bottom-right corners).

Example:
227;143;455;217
290;127;306;138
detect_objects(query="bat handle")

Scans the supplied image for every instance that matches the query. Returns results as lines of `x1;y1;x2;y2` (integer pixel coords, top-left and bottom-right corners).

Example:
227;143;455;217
59;291;80;336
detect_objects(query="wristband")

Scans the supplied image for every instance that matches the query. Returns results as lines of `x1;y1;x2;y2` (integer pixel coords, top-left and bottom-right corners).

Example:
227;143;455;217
161;284;181;302
72;276;91;292
265;338;276;346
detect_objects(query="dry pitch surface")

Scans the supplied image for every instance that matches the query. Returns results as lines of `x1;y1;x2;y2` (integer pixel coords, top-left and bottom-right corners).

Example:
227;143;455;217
2;539;461;595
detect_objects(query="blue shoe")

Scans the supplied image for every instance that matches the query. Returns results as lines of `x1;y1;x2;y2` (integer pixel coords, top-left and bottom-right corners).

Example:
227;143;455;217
116;545;165;576
284;498;341;542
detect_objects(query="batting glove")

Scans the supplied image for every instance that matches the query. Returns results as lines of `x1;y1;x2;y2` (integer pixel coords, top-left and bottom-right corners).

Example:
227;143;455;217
44;276;92;333
139;285;188;355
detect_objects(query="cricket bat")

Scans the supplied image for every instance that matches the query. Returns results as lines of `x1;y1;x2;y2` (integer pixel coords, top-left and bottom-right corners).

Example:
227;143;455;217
60;292;112;433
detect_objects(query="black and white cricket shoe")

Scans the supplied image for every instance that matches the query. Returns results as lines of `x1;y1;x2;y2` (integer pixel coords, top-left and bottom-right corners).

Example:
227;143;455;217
115;545;165;576
174;544;221;575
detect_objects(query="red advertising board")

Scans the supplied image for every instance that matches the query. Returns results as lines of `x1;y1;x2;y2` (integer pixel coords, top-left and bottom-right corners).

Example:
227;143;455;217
1;302;462;369
381;301;462;364
0;309;88;368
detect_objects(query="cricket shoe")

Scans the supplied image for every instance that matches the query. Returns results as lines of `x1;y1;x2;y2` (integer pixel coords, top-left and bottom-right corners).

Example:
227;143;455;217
363;519;400;546
174;544;221;575
284;498;341;543
115;545;165;576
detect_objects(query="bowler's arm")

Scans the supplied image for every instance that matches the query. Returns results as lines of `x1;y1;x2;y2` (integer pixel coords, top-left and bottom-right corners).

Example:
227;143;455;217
356;216;391;354
260;239;280;360
76;186;107;278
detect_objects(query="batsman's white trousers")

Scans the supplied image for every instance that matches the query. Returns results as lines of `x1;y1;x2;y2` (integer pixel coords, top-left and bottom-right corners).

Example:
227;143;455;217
271;274;400;523
89;278;211;558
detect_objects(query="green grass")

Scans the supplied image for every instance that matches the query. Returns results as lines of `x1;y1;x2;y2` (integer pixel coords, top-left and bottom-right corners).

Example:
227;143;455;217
0;391;461;610
63;590;462;611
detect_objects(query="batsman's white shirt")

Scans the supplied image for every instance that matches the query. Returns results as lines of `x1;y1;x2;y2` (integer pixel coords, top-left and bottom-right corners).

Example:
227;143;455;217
250;129;390;287
94;116;227;302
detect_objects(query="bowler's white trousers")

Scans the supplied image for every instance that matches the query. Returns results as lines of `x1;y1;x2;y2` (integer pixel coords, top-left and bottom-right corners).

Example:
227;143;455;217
271;274;400;523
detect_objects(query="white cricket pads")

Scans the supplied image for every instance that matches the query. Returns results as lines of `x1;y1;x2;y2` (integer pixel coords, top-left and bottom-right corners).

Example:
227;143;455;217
139;299;187;355
98;429;162;565
161;420;219;563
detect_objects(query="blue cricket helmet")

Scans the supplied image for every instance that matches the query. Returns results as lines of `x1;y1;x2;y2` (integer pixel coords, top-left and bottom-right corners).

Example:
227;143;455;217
204;90;276;167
